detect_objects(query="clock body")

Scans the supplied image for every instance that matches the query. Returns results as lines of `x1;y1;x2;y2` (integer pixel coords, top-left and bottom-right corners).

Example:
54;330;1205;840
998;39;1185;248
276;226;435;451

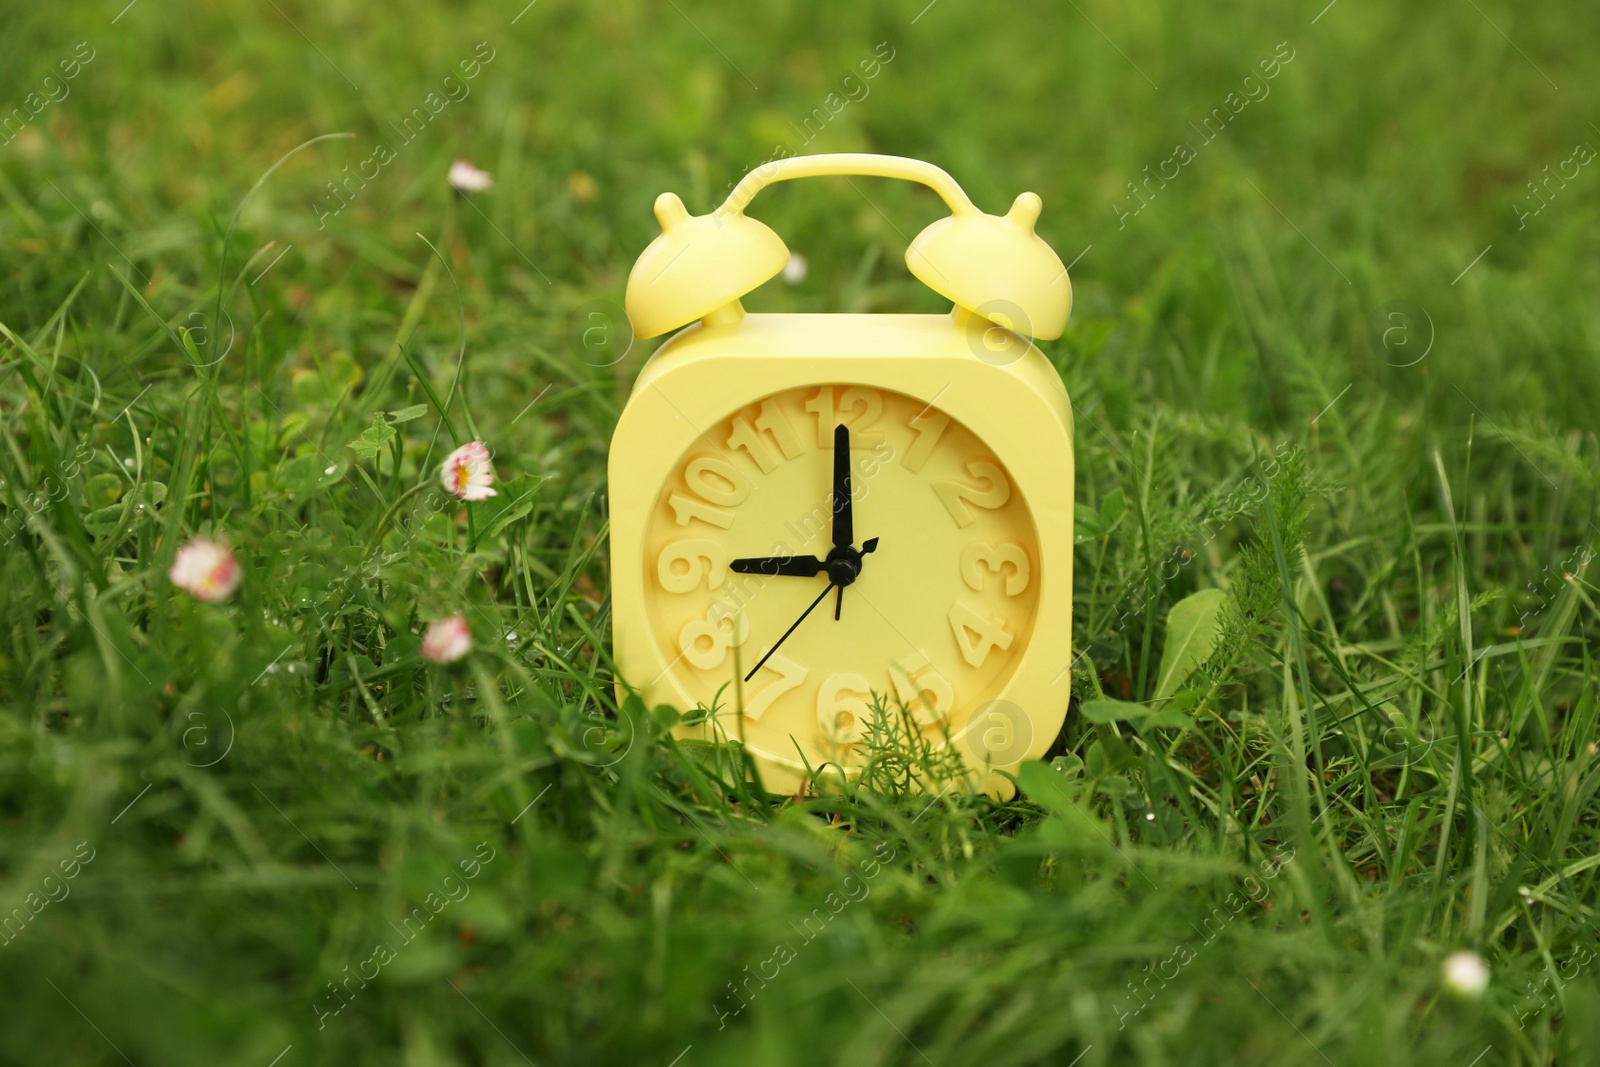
608;308;1074;797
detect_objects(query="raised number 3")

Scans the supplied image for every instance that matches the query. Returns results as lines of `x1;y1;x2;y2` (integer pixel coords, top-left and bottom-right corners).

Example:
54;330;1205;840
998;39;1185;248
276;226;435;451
960;541;1030;595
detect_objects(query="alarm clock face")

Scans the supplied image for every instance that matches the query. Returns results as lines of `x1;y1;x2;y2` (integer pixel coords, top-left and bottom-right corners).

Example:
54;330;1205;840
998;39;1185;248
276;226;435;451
641;384;1041;774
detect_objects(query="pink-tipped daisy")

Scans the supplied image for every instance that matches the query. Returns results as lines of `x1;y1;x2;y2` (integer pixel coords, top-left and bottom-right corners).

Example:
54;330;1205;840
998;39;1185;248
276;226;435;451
440;441;498;501
447;160;494;193
422;615;471;664
168;537;242;603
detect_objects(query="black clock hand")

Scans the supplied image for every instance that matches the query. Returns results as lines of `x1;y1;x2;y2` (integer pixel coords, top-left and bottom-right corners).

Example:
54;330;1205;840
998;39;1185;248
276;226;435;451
829;536;881;621
744;581;836;682
830;537;880;621
730;555;826;577
832;422;852;550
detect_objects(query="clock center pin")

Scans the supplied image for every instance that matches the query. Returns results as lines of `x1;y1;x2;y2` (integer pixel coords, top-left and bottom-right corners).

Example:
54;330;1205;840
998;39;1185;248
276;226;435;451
825;545;863;587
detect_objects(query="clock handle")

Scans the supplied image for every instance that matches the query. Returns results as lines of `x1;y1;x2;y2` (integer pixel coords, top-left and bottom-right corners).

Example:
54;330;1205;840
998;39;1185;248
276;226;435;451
625;153;1072;342
716;153;981;218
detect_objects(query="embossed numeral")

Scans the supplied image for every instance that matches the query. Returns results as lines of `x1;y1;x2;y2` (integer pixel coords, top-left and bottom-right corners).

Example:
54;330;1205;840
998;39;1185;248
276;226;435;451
960;541;1030;595
669;455;750;529
817;672;873;744
948;600;1014;668
679;601;748;671
685;456;750;505
804;386;885;448
931;460;1010;527
668;492;733;529
802;388;833;448
657;539;728;594
889;652;955;725
901;410;949;474
838;388;886;446
728;399;804;473
755;399;805;458
743;652;807;721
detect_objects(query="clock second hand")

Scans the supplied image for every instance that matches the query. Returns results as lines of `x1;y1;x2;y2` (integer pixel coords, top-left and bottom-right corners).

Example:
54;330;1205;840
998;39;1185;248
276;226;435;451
744;580;837;682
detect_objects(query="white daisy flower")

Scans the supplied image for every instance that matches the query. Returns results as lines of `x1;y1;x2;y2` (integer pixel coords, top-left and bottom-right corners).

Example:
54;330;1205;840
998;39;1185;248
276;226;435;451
448;160;494;193
440;441;498;501
421;615;472;664
168;537;242;603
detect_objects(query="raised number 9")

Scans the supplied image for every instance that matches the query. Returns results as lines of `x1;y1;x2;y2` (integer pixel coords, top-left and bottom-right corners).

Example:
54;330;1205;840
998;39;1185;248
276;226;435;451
658;539;728;593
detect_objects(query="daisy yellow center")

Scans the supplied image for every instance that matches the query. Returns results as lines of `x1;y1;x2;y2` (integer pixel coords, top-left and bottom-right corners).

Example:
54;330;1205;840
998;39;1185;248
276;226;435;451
454;463;472;491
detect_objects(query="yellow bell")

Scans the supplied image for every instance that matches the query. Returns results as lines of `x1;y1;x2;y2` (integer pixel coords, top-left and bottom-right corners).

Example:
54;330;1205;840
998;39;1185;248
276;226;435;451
625;153;1071;340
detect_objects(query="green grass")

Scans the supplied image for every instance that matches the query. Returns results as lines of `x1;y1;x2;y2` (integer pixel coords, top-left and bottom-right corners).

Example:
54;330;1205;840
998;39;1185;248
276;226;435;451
3;1;1599;1063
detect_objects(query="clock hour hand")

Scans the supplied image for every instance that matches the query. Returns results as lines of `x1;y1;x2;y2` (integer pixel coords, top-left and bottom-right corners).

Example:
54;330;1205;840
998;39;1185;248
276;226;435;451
744;581;836;682
730;555;826;577
832;423;852;550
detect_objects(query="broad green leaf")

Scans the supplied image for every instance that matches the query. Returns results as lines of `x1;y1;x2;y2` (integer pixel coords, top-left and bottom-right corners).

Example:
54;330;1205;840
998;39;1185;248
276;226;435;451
388;404;428;423
1154;588;1228;701
470;476;547;545
1016;760;1076;814
82;482;163;537
1166;688;1201;711
277;453;339;496
1100;487;1126;527
1079;697;1147;723
479;500;534;541
276;412;310;448
133;481;168;506
1073;503;1102;543
1096;774;1132;797
1049;754;1085;779
348;414;396;459
82;504;128;536
1020;760;1111;846
1085;732;1138;773
360;418;396;447
324;350;362;389
86;473;123;507
1076;490;1127;543
291;350;362;405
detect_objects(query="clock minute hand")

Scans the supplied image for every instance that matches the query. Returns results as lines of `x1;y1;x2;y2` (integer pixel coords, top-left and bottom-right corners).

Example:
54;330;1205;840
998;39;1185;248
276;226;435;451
832;422;852;550
730;555;826;577
744;581;836;682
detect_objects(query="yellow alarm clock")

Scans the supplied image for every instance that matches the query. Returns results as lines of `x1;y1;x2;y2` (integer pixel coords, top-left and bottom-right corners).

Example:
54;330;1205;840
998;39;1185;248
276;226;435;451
608;153;1074;797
